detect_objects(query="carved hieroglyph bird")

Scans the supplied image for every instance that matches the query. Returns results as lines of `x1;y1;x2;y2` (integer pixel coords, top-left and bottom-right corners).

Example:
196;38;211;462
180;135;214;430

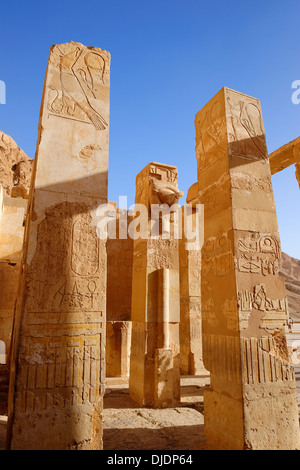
59;47;108;130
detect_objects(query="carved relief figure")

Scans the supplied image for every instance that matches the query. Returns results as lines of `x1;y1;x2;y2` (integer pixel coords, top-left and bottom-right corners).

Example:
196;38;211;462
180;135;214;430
135;163;183;213
195;100;226;171
149;178;184;206
226;93;268;161
238;283;288;315
48;43;108;130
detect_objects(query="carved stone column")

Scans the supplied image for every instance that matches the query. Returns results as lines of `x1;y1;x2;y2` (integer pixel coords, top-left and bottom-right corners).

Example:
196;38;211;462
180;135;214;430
7;42;110;450
179;198;204;375
196;87;300;450
129;162;182;408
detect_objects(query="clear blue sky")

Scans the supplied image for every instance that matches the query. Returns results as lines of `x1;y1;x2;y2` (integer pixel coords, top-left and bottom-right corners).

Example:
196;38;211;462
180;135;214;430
0;0;299;257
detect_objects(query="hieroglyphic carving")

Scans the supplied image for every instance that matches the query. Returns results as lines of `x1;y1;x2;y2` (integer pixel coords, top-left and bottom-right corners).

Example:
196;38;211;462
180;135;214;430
238;283;288;330
149;164;178;183
195;99;226;171
17;331;103;412
238;234;280;257
202;298;218;328
242;335;295;385
47;42;109;129
226;89;268;161
235;255;279;276
78;144;101;161
26;204;102;313
235;234;280;277
19;202;105;412
204;333;295;386
202;233;234;278
202;334;241;383
238;284;287;313
53;278;100;312
231;173;273;192
195;89;269;175
71;218;99;276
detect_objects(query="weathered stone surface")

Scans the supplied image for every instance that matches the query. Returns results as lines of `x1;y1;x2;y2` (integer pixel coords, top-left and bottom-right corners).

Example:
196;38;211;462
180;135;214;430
0;191;28;368
0;132;33;197
196;87;300;450
7;41;110;450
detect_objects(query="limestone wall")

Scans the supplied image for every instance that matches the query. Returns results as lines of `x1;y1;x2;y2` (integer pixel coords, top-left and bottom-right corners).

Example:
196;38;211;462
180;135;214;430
0;191;27;365
0;131;33;197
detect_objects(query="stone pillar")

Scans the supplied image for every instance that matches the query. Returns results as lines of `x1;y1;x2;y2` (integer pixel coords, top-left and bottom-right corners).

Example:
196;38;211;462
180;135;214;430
7;41;110;450
129;163;182;408
106;321;132;378
196;87;300;450
179;198;204;375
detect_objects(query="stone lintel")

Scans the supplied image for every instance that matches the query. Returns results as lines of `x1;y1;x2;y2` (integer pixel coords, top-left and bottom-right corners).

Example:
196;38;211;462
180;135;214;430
269;136;300;175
